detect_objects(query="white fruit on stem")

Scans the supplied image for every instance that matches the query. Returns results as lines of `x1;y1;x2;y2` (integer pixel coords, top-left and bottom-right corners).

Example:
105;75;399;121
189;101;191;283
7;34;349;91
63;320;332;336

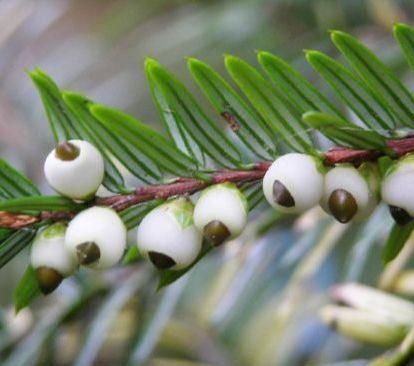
31;222;77;294
321;163;379;223
44;139;104;201
262;153;324;214
137;197;202;270
382;154;414;218
193;183;248;246
65;207;127;269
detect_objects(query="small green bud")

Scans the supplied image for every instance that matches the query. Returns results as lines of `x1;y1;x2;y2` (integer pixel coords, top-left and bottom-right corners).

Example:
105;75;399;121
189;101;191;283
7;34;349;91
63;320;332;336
319;305;407;347
331;283;414;326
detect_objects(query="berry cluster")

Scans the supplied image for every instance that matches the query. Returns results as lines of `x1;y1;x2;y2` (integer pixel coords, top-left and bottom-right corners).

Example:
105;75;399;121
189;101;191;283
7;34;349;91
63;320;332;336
34;140;248;294
262;152;413;225
34;140;414;295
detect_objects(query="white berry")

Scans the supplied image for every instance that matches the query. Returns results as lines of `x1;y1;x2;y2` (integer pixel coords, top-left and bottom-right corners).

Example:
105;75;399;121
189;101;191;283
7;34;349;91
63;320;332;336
44;140;104;201
382;154;414;218
137;198;202;270
65;207;127;269
262;153;324;213
321;163;379;223
31;222;77;294
193;183;248;246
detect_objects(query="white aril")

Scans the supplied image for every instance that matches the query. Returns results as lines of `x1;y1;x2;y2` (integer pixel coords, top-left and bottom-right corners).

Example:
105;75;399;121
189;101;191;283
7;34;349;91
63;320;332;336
65;207;127;269
137;198;202;270
321;163;379;223
44;140;104;201
31;222;77;294
382;154;414;224
262;153;324;214
193;183;248;246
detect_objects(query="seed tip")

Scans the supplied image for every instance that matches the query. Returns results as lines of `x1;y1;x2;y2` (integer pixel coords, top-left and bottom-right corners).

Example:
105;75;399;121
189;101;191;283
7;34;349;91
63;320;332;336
55;141;80;161
76;241;101;265
328;189;357;223
203;220;231;246
35;267;64;295
148;251;176;269
272;180;295;208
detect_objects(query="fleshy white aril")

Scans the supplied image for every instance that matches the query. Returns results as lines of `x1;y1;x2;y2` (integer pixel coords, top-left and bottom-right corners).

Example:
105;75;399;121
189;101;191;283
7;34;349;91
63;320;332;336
382;154;414;223
137;198;202;270
44;140;104;201
321;163;379;223
262;153;324;214
193;183;248;246
65;207;127;269
31;222;77;294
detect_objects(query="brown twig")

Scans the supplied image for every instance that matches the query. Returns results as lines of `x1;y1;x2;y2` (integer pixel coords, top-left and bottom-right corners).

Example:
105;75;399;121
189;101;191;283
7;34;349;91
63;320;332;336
3;136;414;230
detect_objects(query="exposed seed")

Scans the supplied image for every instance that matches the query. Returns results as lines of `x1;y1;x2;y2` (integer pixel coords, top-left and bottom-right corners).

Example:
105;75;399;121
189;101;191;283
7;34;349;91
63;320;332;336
148;251;176;269
76;241;101;265
203;220;231;246
389;206;413;226
273;180;295;207
328;189;358;223
35;266;64;295
55;141;80;161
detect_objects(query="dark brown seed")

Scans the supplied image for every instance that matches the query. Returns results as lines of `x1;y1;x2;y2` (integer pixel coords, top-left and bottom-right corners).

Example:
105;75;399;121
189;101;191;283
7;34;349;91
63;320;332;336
203;220;231;246
35;267;64;295
148;251;176;269
389;206;413;226
76;241;101;265
273;180;295;207
55;141;80;161
328;189;358;223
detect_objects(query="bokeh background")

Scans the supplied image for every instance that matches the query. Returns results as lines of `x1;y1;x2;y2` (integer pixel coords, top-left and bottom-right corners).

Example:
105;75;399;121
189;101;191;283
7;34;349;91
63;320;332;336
1;1;414;365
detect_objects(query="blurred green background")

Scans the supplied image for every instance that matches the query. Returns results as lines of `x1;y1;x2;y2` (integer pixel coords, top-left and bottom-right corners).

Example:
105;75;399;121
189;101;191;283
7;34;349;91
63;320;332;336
1;1;414;365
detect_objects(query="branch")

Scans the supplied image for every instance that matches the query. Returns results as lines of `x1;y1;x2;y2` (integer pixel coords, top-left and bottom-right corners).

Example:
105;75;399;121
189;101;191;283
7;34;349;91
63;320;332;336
0;163;269;229
3;136;414;230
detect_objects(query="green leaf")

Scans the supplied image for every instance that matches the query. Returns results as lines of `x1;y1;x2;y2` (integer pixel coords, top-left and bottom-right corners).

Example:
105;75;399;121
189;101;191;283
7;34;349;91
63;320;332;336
157;242;212;289
331;30;414;128
0;158;39;200
257;51;342;118
30;69;126;192
225;55;314;153
90;104;198;177
302;111;387;150
119;200;161;230
0;230;36;269
145;58;242;168
122;246;141;265
305;50;396;130
243;182;265;210
383;222;414;263
394;23;414;75
30;68;77;141
13;266;41;313
187;58;276;161
63;92;161;185
145;60;205;164
0;196;82;213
